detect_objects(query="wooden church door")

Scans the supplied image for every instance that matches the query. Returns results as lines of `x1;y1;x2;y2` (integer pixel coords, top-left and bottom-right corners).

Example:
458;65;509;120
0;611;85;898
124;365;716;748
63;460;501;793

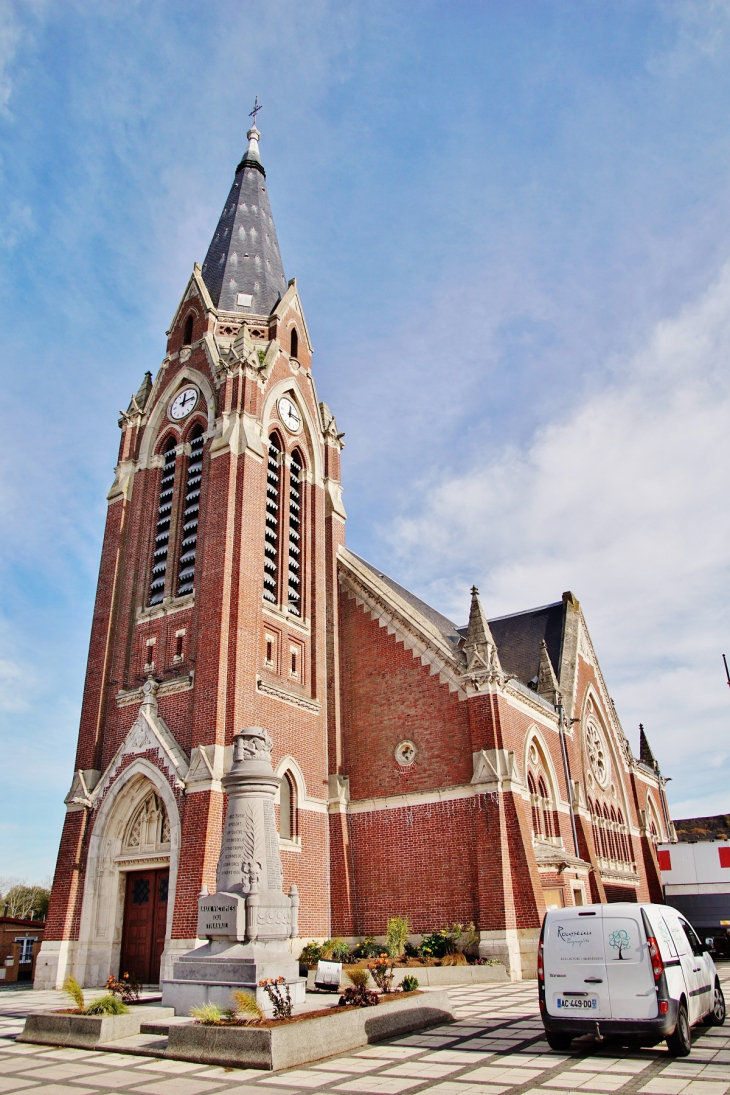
119;868;169;984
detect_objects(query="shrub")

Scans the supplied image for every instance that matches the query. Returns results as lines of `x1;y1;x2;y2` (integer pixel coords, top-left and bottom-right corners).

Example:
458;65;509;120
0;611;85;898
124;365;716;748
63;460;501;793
105;972;141;1003
62;976;85;1011
352;937;379;959
84;994;129;1016
385;916;409;958
191;1003;223;1025
368;954;395;993
230;989;263;1023
401;975;419;992
259;976;293;1019
298;942;322;968
320;937;350;962
404;940;420;958
339;985;379;1008
442;952;468;966
420;931;449;959
346;967;371;989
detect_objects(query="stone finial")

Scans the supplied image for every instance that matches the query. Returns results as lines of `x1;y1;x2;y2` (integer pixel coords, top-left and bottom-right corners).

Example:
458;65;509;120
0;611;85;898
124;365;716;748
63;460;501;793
537;640;561;706
639;724;659;772
464;586;501;676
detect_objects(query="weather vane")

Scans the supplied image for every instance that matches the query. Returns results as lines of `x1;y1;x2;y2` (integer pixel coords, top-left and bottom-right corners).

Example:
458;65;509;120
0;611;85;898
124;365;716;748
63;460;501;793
249;95;263;128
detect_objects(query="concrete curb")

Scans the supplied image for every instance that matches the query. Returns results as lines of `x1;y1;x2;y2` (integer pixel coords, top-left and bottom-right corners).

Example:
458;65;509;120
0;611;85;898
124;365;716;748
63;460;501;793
166;990;454;1070
17;1006;175;1048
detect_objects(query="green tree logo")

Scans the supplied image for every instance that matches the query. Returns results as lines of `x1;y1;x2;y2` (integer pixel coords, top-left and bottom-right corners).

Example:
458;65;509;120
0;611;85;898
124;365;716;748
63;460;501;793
608;929;630;959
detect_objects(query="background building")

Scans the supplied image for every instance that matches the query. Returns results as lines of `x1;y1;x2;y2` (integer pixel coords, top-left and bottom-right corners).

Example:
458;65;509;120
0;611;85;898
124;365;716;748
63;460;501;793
36;124;671;988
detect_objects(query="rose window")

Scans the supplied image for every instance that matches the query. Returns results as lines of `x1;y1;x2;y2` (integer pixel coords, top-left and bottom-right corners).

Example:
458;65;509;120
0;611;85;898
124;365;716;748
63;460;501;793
586;723;609;788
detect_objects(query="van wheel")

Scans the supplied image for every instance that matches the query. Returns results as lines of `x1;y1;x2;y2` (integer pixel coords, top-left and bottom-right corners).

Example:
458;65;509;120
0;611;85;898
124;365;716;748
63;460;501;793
545;1032;573;1051
666;1001;691;1057
706;980;726;1026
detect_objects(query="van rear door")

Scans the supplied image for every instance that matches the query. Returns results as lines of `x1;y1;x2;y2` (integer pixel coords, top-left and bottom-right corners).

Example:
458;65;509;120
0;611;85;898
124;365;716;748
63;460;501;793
602;909;657;1019
543;908;610;1019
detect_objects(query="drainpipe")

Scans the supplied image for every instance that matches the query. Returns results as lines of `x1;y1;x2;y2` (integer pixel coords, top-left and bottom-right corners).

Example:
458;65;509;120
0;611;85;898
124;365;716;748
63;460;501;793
556;699;580;859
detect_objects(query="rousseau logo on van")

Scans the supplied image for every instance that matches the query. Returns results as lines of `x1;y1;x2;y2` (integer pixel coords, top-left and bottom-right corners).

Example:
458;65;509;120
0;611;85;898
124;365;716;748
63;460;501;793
556;926;592;947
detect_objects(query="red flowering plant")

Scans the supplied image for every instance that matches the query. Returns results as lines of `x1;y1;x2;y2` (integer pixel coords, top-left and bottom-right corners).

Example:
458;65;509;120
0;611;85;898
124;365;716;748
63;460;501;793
105;972;141;1003
368;954;395;993
259;976;293;1019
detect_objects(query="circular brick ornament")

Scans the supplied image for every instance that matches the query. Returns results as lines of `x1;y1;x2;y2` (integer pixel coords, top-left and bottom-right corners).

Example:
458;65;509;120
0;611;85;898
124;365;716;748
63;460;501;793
394;740;417;767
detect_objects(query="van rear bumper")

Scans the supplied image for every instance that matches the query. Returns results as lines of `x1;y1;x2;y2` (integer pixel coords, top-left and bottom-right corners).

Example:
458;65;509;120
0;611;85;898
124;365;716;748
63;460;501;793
542;999;678;1041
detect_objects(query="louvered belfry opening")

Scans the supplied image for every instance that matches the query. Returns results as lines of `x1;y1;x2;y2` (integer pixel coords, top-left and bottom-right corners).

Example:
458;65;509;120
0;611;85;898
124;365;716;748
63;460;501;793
288;452;302;616
176;429;204;597
148;442;177;605
264;435;281;604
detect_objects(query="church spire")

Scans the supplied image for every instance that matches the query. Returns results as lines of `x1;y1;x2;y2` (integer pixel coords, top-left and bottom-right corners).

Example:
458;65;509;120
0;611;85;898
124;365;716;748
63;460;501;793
639;724;659;772
537;640;561;706
201;108;288;317
464;586;501;675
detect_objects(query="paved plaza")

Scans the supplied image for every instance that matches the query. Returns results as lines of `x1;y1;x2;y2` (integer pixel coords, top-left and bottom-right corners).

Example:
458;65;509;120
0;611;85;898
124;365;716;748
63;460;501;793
1;972;730;1095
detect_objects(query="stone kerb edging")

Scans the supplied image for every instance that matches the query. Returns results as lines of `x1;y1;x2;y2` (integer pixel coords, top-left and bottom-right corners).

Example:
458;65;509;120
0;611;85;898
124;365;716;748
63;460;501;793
18;1006;174;1049
166;990;454;1071
305;965;508;990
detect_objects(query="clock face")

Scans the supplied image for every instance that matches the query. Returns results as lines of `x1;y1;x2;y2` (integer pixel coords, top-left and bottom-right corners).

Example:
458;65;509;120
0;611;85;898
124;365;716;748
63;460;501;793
170;387;199;421
278;396;301;433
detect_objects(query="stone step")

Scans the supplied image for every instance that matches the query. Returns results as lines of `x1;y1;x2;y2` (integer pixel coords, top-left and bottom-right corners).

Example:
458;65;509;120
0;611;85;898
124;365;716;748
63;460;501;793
140;1016;196;1036
98;1032;169;1057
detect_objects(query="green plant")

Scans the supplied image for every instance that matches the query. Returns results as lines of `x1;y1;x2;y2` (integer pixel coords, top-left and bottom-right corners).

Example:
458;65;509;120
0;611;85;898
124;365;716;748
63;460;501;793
404;940;420;958
420;931;448;959
346;967;371;989
352;937;380;959
320;937;350;961
385;916;410;958
84;994;129;1016
298;941;323;968
339;985;379;1008
257;348;267;366
401;975;419;992
230;989;263;1023
191;1002;223;1024
62;976;85;1011
368;954;395;993
105;972;141;1003
259;976;293;1019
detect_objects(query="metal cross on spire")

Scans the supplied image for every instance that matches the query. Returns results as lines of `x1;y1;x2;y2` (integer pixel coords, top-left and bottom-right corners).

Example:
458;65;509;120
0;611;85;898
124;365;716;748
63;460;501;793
249;95;263;128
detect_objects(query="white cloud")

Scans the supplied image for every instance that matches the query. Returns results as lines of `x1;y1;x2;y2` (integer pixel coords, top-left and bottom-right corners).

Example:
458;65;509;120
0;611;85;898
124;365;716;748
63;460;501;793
0;657;31;711
388;263;730;810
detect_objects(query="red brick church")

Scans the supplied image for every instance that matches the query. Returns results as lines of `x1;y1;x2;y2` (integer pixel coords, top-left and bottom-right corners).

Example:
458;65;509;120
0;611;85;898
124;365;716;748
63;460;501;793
37;121;672;988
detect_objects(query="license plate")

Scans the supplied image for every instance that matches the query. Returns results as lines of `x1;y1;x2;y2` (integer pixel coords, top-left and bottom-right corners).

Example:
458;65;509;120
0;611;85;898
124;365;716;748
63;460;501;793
556;995;598;1011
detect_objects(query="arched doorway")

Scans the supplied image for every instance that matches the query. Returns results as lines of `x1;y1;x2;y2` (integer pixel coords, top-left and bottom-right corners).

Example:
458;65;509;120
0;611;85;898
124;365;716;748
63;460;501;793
118;792;171;983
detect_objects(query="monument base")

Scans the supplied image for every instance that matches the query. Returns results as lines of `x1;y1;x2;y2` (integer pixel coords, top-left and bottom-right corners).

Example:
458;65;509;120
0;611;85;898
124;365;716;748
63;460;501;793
161;939;306;1017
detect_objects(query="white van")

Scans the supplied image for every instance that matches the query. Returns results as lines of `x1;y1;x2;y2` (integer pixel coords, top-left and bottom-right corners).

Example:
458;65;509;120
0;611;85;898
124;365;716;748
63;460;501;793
538;902;725;1056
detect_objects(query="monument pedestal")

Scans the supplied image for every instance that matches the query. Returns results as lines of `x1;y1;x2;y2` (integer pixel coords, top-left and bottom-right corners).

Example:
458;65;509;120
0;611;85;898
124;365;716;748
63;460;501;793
161;727;306;1017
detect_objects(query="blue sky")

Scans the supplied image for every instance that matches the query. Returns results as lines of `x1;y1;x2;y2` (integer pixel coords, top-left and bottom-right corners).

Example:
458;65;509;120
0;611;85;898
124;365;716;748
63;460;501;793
1;1;729;879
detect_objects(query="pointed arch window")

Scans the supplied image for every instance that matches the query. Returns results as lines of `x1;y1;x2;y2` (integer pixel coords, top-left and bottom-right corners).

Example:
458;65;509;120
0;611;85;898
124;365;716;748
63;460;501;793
149;441;177;605
176;428;204;597
290;328;298;359
183;314;194;346
288;451;302;616
263;435;281;604
279;772;297;842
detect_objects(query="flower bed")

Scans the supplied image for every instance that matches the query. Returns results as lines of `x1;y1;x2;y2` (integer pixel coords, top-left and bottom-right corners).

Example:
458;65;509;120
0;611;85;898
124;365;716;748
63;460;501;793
166;989;454;1070
18;1006;175;1049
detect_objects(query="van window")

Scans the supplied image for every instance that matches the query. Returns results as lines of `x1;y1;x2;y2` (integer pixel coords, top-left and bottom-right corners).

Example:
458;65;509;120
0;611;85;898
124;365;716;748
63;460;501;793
679;918;704;958
667;916;690;956
644;911;678;961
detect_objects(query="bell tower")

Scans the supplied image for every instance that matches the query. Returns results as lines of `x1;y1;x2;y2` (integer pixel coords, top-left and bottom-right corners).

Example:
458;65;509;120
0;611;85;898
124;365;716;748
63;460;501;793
36;119;346;990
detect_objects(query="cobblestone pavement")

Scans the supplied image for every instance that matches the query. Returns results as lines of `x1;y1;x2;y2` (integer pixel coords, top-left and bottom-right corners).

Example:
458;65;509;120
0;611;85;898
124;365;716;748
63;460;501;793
1;970;729;1095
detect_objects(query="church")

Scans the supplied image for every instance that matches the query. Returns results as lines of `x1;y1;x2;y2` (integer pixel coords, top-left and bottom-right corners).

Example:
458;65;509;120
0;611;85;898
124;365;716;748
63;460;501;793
36;119;673;989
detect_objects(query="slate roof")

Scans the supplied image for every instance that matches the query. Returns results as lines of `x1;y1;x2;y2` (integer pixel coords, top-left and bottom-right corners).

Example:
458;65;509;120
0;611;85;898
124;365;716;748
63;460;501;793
351;553;566;688
481;601;566;688
201;127;288;316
